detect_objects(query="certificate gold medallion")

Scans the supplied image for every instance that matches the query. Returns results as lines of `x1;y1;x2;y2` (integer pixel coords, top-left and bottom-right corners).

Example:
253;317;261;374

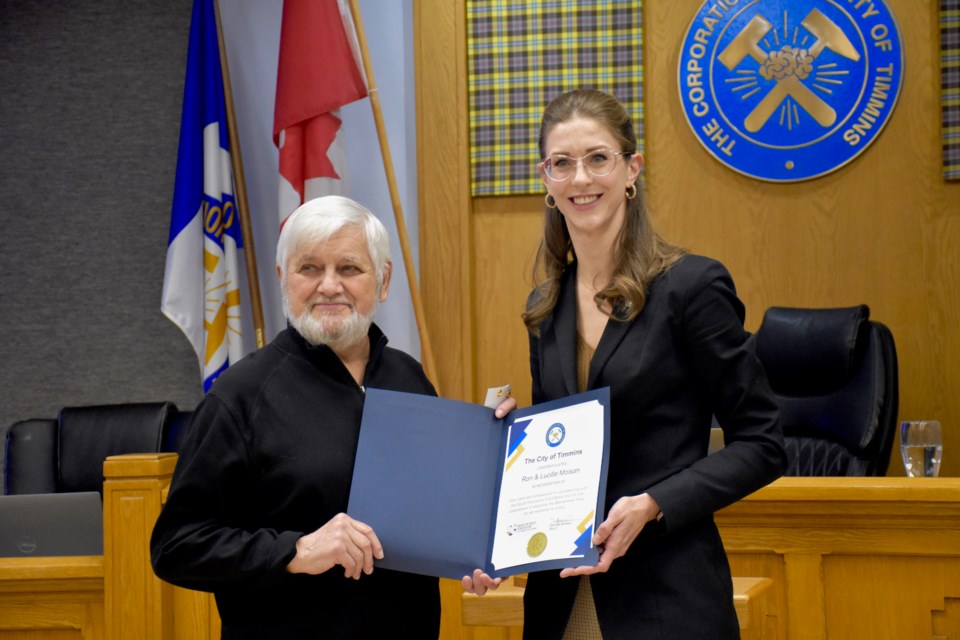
527;532;548;558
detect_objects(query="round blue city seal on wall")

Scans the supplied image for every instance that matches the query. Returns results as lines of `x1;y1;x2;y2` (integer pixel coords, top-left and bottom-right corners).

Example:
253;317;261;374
678;0;904;182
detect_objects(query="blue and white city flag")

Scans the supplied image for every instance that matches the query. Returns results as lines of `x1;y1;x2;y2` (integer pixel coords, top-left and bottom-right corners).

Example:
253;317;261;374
162;0;244;392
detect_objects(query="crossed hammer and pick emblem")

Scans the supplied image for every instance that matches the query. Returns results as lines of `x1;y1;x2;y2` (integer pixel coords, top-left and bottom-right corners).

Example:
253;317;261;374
718;8;860;133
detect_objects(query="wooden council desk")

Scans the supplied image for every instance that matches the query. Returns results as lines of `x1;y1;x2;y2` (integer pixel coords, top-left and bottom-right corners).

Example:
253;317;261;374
460;477;960;640
461;575;775;639
2;464;958;640
717;476;960;640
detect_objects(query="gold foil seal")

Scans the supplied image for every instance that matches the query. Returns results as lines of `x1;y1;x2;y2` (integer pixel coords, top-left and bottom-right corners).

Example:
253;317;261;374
527;532;548;557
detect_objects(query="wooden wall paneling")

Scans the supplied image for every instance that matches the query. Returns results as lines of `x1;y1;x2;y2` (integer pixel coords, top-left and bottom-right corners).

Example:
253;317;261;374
420;0;960;478
922;0;960;482
472;196;543;406
415;0;474;403
648;4;921;320
638;0;960;477
454;0;477;405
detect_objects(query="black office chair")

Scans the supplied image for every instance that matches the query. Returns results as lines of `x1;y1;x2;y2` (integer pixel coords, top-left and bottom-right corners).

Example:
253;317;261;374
4;402;179;494
754;305;899;476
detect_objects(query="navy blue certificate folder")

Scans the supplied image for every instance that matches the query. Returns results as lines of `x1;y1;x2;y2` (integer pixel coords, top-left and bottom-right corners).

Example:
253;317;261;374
347;387;610;580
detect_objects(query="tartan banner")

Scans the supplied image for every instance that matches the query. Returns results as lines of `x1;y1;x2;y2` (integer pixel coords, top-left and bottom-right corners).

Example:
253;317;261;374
943;0;960;180
467;1;644;196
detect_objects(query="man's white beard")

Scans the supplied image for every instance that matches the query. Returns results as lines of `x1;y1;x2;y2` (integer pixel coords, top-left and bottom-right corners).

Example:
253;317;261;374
283;288;378;353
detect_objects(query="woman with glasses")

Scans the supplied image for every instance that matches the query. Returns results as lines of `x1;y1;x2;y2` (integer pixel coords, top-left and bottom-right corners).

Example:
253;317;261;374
469;89;786;639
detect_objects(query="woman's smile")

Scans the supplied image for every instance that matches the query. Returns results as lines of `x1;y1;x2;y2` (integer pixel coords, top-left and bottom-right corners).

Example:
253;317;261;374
571;194;601;207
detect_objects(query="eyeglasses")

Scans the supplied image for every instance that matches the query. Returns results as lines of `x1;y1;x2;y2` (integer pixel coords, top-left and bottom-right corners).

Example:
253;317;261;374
540;148;625;182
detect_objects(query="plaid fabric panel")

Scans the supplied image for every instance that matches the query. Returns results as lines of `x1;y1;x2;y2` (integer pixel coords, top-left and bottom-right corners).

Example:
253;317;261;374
944;0;960;180
467;1;644;196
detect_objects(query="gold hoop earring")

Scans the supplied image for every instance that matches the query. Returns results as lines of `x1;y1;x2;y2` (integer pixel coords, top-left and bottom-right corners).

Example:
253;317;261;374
545;193;557;208
625;183;637;200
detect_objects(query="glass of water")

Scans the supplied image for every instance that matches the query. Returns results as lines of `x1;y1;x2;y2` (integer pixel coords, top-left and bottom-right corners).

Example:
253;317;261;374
900;420;943;478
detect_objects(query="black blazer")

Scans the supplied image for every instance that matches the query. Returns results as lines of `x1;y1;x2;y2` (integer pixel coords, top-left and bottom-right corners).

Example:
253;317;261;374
523;255;785;640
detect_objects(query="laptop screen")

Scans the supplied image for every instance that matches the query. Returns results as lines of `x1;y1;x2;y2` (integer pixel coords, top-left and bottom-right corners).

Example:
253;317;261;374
0;492;103;557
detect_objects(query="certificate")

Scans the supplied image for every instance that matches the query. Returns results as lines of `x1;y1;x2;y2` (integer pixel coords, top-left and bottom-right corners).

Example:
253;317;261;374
347;387;610;580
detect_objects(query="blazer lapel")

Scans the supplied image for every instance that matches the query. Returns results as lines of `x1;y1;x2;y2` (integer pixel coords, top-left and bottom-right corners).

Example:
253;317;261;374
588;310;632;390
550;270;580;397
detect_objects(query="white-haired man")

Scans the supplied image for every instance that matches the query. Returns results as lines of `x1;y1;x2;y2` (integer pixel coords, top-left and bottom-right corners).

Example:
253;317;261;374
152;196;479;638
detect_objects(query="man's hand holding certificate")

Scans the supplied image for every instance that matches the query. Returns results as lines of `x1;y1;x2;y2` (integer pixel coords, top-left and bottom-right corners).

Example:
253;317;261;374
347;387;610;580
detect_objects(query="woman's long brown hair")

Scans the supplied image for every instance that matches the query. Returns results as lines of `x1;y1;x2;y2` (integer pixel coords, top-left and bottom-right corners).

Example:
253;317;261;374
523;89;686;334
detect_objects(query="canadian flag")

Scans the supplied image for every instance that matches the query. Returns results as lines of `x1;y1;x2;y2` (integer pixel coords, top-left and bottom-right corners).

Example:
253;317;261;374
273;0;367;227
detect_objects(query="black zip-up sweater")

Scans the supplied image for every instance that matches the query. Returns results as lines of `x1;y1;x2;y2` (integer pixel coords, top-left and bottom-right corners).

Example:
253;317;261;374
151;325;440;639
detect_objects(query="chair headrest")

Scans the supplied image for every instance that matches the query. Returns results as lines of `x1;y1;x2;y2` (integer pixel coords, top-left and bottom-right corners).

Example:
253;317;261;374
5;418;58;494
57;402;177;493
756;305;870;395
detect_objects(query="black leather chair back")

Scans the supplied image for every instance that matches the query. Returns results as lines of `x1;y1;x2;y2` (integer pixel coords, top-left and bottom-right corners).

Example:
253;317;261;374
57;402;177;493
755;305;899;476
5;419;58;494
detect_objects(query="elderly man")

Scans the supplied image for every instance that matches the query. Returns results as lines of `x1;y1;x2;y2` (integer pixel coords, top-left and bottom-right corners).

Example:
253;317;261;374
152;196;482;638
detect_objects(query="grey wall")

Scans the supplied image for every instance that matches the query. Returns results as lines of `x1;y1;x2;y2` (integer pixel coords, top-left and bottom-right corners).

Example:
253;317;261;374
0;0;204;485
0;0;422;493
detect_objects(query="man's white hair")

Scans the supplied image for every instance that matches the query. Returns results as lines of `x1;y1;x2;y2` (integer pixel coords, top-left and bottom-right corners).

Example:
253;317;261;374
276;195;391;288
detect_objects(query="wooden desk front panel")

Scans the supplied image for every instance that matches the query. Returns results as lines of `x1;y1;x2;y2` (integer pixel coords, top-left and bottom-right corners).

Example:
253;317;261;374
0;557;105;640
103;453;221;640
719;478;960;640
